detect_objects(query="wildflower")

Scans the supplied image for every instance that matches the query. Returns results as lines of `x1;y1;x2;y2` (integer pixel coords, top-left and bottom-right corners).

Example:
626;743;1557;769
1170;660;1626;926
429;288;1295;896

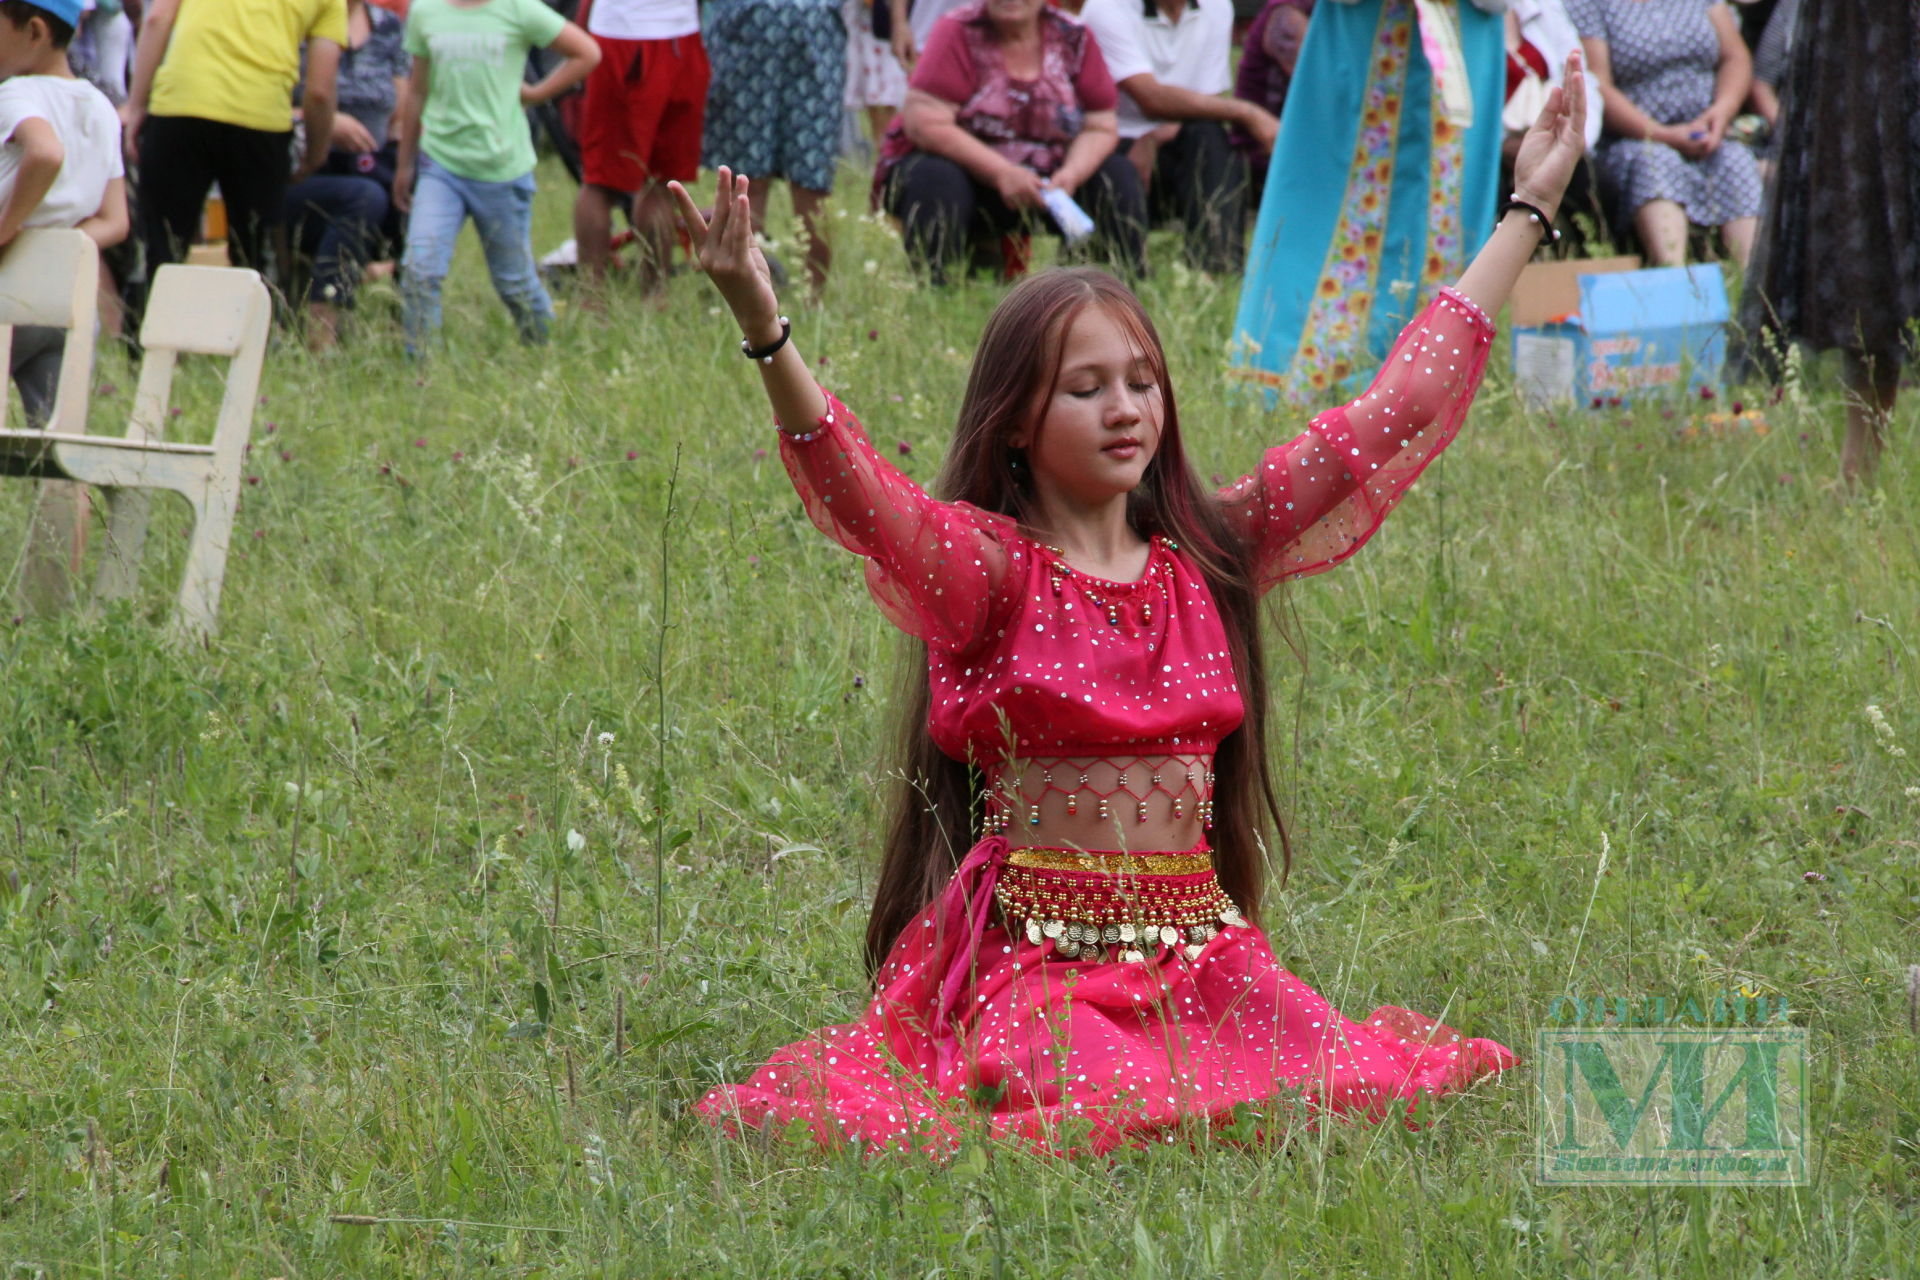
1802;870;1827;883
1699;385;1716;401
452;450;465;461
626;450;638;461
1731;400;1745;415
252;528;265;539
246;475;259;486
598;731;616;748
280;450;292;463
1779;473;1792;485
566;457;580;470
868;329;879;340
896;441;911;456
412;437;427;448
169;406;182;417
853;675;866;689
1866;704;1909;757
264;422;277;433
566;829;587;852
96;382;117;396
863;259;879;275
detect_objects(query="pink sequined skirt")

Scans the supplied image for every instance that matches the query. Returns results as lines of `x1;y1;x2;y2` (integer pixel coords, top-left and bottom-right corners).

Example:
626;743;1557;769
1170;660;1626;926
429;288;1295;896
694;837;1519;1154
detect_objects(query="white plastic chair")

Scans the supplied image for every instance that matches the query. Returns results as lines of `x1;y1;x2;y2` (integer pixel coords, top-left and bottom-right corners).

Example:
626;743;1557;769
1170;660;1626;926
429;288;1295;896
0;231;269;638
0;227;97;609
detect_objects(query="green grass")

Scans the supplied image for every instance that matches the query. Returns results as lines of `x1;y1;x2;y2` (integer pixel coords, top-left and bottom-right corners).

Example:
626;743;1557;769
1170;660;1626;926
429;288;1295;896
1;160;1917;1276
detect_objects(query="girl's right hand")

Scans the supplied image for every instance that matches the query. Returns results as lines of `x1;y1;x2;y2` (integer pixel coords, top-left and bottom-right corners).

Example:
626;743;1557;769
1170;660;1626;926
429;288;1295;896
667;167;782;337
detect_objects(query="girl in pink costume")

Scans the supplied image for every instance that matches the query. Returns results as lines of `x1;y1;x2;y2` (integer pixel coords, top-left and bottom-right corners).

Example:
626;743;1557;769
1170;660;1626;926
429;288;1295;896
667;55;1588;1156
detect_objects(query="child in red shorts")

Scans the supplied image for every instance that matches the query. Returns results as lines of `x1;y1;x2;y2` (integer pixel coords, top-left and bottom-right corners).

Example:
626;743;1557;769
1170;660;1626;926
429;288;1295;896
570;0;707;295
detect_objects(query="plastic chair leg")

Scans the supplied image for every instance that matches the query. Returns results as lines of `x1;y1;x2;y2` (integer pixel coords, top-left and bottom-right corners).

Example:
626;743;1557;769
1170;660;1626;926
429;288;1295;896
91;486;153;603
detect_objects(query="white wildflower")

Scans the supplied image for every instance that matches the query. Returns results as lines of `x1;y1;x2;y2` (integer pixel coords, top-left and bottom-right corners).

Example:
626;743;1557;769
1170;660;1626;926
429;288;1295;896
472;449;546;540
597;731;616;748
581;1132;612;1190
566;829;587;853
1866;704;1909;758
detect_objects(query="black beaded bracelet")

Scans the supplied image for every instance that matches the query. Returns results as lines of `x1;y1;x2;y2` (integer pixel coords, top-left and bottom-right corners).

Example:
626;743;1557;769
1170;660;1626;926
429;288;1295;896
741;317;791;364
1501;195;1562;246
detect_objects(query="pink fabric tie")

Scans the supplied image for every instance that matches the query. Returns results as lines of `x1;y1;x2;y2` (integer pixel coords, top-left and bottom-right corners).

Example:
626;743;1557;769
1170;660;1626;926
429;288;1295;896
931;836;1009;1073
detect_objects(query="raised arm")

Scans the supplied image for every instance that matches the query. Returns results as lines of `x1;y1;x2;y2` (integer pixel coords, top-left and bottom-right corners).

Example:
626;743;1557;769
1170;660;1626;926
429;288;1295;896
1220;52;1590;589
669;170;1017;650
1217;287;1494;588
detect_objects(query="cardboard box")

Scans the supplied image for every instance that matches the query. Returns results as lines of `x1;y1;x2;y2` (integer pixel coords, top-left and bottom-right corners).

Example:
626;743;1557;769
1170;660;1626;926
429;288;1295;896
1509;258;1729;406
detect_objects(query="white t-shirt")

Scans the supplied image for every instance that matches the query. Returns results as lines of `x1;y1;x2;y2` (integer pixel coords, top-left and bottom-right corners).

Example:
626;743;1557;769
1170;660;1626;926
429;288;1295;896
1509;0;1603;149
588;0;699;41
1078;0;1232;139
0;76;123;229
908;0;970;53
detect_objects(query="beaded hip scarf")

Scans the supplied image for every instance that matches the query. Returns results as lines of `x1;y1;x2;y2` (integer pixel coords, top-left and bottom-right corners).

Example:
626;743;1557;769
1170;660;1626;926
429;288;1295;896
995;847;1246;963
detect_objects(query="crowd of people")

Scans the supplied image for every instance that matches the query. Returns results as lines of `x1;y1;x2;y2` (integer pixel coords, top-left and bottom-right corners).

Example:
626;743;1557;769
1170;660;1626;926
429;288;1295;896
0;0;1904;476
17;0;1809;331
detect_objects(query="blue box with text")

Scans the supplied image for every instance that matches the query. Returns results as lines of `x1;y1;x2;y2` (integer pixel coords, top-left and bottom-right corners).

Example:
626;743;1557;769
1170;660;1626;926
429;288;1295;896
1512;262;1729;407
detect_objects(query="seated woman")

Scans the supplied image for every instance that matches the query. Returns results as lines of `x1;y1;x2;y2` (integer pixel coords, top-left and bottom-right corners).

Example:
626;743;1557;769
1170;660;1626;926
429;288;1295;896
1565;0;1761;266
873;0;1146;284
283;0;409;350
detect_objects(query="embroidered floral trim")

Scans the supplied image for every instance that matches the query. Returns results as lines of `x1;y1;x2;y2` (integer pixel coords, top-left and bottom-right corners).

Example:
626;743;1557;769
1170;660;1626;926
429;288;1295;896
1420;99;1469;297
1282;0;1412;403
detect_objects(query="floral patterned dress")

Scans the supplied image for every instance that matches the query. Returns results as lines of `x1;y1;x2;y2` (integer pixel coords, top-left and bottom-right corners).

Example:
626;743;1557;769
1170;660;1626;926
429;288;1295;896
695;288;1519;1155
1232;0;1505;405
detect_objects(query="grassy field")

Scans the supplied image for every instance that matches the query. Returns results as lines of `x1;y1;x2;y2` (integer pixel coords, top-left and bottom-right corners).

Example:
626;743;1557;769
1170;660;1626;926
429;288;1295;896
1;161;1917;1277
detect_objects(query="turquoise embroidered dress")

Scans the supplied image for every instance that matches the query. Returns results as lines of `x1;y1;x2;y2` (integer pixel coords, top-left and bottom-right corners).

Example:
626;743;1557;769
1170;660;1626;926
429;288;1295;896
1230;0;1504;403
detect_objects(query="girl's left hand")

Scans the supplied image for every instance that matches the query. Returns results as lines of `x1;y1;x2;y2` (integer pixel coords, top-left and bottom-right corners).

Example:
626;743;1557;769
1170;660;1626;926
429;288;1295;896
1511;51;1589;220
667;167;782;339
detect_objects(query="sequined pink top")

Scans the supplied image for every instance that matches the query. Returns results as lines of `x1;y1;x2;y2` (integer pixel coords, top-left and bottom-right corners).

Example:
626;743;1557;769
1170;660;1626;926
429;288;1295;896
780;288;1495;768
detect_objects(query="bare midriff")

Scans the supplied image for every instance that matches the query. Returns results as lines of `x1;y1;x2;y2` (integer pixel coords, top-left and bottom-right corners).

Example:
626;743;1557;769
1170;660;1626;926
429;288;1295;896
982;753;1215;854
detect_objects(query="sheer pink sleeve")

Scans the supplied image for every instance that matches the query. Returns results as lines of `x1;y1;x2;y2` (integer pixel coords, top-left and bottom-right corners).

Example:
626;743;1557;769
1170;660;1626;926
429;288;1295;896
780;389;1019;652
1216;287;1494;591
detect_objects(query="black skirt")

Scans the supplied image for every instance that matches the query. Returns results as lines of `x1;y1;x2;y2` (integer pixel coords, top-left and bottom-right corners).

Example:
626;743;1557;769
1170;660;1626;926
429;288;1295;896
1739;1;1920;365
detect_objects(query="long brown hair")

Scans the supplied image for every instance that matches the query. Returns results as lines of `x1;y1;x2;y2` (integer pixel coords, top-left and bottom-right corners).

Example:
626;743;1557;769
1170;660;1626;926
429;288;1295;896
863;268;1291;975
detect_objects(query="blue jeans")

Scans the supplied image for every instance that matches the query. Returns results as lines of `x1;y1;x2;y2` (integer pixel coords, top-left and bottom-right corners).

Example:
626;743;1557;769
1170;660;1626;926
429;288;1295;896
401;153;553;350
285;171;389;306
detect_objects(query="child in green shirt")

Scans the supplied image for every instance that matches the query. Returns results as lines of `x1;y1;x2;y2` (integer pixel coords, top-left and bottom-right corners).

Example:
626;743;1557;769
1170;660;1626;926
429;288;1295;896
394;0;596;349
